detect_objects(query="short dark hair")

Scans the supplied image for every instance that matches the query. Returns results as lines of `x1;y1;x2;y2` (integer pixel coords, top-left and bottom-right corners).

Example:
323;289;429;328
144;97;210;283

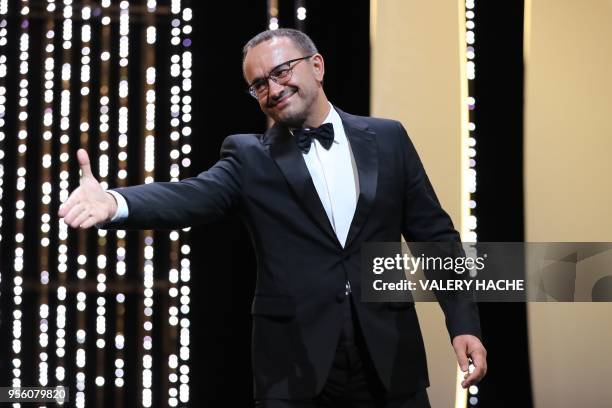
242;28;318;64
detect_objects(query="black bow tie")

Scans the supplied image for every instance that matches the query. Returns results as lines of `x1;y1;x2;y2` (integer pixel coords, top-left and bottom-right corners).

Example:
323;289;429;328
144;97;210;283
294;123;335;154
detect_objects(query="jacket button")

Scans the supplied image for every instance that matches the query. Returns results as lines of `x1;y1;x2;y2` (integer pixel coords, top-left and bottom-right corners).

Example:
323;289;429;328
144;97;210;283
336;292;346;303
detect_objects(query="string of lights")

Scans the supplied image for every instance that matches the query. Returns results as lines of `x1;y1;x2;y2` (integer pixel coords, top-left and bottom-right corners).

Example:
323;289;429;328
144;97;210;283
465;0;477;244
94;1;112;403
69;0;86;408
167;1;182;405
0;0;7;257
53;0;69;390
268;0;279;30
11;0;31;397
37;0;57;391
141;1;158;406
295;0;306;31
176;3;192;404
0;0;8;392
464;0;479;407
114;1;130;402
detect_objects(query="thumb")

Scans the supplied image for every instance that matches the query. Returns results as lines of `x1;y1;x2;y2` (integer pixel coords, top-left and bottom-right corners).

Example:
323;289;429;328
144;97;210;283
77;149;94;179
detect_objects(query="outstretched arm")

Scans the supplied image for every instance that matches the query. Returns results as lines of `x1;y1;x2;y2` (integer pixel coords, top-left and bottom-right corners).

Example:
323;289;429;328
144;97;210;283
59;135;243;230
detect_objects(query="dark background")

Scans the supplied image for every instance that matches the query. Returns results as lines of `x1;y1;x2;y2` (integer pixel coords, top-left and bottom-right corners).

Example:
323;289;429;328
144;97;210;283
189;1;371;406
473;1;533;407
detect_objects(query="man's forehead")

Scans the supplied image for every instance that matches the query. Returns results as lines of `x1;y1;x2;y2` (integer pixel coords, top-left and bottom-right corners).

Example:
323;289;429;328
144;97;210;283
253;37;298;57
244;37;301;77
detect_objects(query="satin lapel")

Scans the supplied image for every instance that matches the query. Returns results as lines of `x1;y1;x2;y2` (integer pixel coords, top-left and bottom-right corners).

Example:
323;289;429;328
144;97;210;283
338;110;379;250
267;123;340;246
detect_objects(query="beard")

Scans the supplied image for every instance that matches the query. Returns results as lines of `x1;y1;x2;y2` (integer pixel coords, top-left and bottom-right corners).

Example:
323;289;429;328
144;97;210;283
266;87;315;128
276;108;306;128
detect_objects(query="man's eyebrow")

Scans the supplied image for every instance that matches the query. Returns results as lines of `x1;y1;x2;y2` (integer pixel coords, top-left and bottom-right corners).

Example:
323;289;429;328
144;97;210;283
270;60;291;71
249;76;266;87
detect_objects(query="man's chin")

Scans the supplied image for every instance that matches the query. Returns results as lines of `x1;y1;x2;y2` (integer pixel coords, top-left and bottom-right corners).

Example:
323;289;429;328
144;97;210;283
271;110;305;128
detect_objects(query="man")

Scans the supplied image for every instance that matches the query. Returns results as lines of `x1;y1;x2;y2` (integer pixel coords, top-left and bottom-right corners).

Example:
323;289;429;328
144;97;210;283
59;29;486;407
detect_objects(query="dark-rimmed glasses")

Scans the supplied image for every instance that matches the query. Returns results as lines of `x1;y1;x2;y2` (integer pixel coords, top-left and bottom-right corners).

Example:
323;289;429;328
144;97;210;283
247;55;314;99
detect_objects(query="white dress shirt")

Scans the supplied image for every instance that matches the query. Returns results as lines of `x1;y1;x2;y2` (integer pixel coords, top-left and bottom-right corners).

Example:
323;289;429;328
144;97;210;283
299;103;358;247
108;103;359;248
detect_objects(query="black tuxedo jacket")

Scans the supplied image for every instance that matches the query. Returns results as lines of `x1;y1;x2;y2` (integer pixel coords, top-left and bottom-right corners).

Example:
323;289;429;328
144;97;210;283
106;107;481;399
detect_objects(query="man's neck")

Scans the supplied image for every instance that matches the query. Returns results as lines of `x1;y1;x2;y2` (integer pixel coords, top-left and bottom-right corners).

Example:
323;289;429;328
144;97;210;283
302;97;331;128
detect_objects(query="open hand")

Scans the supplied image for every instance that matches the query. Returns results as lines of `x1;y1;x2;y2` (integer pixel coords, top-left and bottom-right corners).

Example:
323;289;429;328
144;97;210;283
57;149;117;229
452;334;487;389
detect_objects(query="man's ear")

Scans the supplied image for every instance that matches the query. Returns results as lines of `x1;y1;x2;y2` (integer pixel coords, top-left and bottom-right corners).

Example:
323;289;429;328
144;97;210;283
311;53;325;82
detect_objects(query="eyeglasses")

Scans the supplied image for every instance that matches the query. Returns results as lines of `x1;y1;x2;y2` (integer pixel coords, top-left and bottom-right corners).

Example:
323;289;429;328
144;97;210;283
247;55;314;99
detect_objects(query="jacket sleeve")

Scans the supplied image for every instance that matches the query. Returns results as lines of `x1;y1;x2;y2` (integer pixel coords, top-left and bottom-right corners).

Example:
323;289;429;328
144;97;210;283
397;121;482;341
101;134;243;230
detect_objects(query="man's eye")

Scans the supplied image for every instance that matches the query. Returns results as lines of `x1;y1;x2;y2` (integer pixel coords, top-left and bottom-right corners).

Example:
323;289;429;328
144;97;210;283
253;81;267;91
272;68;291;79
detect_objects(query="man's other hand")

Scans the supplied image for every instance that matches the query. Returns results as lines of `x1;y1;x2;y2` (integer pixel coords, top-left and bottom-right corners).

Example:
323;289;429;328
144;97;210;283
452;334;487;389
57;149;118;229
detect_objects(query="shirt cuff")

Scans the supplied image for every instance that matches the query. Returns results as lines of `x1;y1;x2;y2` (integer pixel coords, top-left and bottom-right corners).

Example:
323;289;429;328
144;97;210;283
106;190;129;222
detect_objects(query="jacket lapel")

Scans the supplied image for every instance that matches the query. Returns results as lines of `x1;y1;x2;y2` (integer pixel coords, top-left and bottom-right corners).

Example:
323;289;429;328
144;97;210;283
268;122;340;246
336;108;379;250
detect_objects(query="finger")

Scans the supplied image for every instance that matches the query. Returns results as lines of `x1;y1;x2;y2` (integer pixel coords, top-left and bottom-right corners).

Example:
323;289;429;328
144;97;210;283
58;202;68;218
469;348;487;378
77;149;94;179
58;188;82;217
70;207;93;229
79;213;101;229
462;364;485;388
63;203;85;226
461;349;487;388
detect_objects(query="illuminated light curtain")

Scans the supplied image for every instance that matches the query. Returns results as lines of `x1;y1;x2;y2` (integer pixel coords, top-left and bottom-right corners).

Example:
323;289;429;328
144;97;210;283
0;1;192;405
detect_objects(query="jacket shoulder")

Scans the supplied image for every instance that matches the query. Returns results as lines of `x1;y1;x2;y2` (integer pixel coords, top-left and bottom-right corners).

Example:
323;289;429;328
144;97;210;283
361;116;404;133
223;133;264;146
220;133;267;153
337;108;405;135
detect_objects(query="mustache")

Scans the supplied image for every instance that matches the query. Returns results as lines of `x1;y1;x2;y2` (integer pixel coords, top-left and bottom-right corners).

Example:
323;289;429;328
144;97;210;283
267;87;297;107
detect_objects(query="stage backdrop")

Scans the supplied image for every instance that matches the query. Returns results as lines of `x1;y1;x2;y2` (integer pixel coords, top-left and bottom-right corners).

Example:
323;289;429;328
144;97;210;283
524;0;612;407
371;1;472;407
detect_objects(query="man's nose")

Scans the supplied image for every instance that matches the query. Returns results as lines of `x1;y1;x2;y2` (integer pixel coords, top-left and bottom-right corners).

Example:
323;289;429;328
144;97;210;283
268;79;285;99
